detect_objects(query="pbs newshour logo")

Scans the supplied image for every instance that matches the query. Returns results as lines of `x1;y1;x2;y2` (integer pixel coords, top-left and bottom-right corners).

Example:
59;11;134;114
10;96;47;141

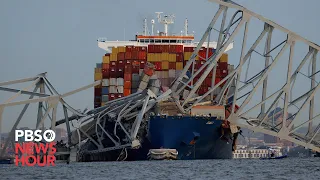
15;129;56;142
14;129;57;167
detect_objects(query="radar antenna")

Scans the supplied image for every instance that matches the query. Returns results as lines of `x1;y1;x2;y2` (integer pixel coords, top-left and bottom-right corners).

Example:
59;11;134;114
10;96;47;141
155;12;175;36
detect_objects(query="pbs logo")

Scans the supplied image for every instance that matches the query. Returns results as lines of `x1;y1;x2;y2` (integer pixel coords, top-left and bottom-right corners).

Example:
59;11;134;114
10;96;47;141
15;130;56;142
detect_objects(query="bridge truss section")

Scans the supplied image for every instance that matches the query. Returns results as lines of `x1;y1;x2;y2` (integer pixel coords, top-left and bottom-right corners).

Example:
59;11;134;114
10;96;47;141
171;0;320;152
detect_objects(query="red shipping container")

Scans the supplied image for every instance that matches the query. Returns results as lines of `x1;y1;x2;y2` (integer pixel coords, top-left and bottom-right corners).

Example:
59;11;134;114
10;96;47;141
205;77;212;87
140;60;146;69
124;73;132;81
117;52;125;60
125;52;132;60
221;69;228;77
138;51;147;60
102;69;109;78
132;65;140;74
184;47;194;52
124;81;131;89
148;44;154;53
154;62;162;71
169;45;176;53
110;61;117;67
215;77;222;85
124;64;132;74
169;62;176;69
124;89;131;96
117;94;123;99
141;46;147;51
154;45;161;53
126;46;133;52
132;60;140;66
132;51;139;59
109;67;117;78
198;51;207;60
109;94;116;101
94;88;102;96
117;60;124;68
125;60;132;65
176;53;184;62
219;62;228;70
176;45;183;53
102;63;109;70
161;45;169;52
118;68;124;77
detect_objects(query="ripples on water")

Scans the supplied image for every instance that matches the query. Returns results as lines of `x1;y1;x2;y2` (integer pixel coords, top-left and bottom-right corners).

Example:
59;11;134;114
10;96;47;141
1;158;319;180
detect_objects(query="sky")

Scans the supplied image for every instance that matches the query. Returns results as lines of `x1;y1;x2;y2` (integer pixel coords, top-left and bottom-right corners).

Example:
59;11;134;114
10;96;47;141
0;0;319;132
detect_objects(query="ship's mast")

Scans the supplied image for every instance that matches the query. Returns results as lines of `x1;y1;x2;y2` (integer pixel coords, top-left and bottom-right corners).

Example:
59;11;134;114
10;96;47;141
156;12;175;36
143;18;148;36
184;18;188;36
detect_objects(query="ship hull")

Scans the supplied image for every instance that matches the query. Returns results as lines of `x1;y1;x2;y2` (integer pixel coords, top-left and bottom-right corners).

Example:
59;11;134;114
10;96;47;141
147;116;233;159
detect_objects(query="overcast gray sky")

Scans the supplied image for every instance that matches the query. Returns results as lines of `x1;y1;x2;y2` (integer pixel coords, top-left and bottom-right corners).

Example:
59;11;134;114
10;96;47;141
0;0;319;131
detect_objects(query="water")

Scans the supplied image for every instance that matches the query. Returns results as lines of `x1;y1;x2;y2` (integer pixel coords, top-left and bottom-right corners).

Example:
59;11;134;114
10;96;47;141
1;158;319;180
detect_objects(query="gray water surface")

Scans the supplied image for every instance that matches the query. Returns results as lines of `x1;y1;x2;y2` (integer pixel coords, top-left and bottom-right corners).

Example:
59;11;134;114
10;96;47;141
1;158;319;180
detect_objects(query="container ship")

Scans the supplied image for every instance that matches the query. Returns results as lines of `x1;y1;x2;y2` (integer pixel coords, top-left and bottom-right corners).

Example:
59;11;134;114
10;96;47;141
77;13;240;161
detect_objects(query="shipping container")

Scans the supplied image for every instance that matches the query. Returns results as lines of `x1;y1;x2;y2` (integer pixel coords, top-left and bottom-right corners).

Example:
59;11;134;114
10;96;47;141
168;54;176;62
132;51;139;59
126;46;133;52
176;45;183;53
169;45;176;53
124;73;132;81
96;63;102;68
219;62;228;70
169;62;176;69
110;53;117;61
102;95;109;102
132;65;140;74
125;52;132;60
117;94;124;99
102;69;109;79
117;86;124;93
176;53;184;62
138;51;147;60
94;88;102;97
118;60;124;68
118;68;124;78
124;64;133;74
112;47;118;54
154;45;162;53
140;60;146;69
124;81;131;89
147;53;154;62
118;52;125;61
110;78;117;86
148;44;154;53
169;69;176;78
94;72;102;81
162;61;169;70
109;86;117;93
220;53;228;63
154;62;162;71
95;68;102;73
117;78;124;86
161;53;169;61
102;87;109;95
124;89;131;96
109;94;116;101
102;63;109;70
103;56;110;64
118;46;126;53
131;81;140;89
102;79;109;86
132;73;140;82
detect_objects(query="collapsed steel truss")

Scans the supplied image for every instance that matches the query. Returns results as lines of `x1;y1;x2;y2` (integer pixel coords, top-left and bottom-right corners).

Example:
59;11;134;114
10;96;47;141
172;0;320;152
0;0;319;158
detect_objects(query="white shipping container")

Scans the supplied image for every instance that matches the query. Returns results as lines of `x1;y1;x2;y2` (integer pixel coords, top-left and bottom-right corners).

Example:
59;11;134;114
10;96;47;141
102;79;109;86
155;71;162;78
110;78;117;86
117;86;124;93
150;74;158;80
116;78;124;86
169;70;176;78
162;71;169;79
109;86;117;93
139;69;143;75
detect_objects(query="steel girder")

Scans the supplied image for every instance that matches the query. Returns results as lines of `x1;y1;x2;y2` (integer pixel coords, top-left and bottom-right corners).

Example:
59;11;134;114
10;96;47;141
170;0;320;152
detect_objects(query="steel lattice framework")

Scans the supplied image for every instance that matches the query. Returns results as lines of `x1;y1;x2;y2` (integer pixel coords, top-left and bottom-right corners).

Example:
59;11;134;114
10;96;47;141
171;0;320;152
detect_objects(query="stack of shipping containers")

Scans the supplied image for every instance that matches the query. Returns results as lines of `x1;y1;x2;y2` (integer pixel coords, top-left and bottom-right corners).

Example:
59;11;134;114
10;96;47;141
94;44;229;108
